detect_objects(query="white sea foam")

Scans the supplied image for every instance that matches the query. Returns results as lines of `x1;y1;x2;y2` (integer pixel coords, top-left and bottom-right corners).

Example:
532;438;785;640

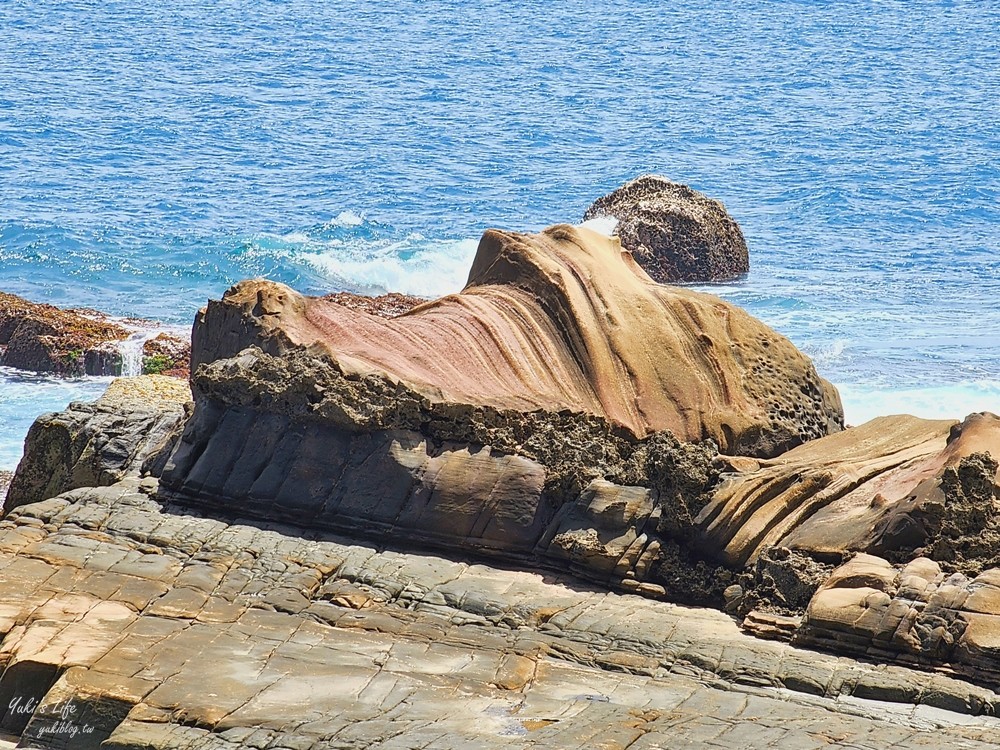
839;381;1000;428
301;236;480;298
578;215;619;237
327;210;364;228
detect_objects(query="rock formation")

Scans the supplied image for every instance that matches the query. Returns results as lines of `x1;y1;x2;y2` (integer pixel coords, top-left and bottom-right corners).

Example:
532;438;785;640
141;332;192;378
583;175;750;283
0;292;130;375
4;375;190;513
150;224;843;601
188;225;841;453
0;292;191;377
0;475;997;748
4;216;1000;746
699;413;1000;570
796;553;1000;691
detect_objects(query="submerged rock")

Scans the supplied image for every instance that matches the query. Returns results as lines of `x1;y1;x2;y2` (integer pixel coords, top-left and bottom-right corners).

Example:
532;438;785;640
583;175;749;283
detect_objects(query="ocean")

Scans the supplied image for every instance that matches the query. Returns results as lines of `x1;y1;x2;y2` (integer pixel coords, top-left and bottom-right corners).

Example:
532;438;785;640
1;0;998;469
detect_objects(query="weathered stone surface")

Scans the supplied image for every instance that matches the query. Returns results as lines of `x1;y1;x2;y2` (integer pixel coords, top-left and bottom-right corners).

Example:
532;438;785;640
190;225;842;455
583;175;750;283
697;413;1000;569
0;480;998;748
796;553;1000;690
4;376;191;513
0;292;130;376
321;291;428;318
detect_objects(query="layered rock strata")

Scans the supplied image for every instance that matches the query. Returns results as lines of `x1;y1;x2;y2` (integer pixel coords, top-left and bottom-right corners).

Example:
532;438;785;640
188;225;842;453
583;175;750;283
155;224;842;600
0;479;997;749
698;413;1000;570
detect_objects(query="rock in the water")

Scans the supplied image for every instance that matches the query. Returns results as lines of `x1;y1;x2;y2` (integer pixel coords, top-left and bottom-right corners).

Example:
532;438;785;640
583;175;749;283
4;375;191;513
141;332;192;377
0;292;131;375
190;225;841;454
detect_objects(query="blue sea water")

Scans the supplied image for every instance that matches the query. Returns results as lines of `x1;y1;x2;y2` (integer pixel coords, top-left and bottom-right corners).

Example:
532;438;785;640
1;0;998;468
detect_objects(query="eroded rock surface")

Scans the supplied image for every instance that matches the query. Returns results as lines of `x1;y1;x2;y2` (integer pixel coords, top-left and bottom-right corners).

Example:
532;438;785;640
698;413;1000;569
797;554;1000;691
5;376;190;514
190;225;841;455
0;480;998;749
583;175;749;283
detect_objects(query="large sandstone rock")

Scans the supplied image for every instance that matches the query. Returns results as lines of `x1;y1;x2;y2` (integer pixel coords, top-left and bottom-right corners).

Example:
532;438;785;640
698;413;1000;569
190;225;841;454
4;376;191;514
155;224;842;601
583;175;749;283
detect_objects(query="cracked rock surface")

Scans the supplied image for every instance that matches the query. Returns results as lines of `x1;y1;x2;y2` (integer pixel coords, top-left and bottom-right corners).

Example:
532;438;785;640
1;480;999;749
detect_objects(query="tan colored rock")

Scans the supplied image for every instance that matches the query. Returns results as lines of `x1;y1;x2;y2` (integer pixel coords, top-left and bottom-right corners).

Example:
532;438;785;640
797;552;1000;690
698;413;1000;567
191;225;842;456
0;480;999;748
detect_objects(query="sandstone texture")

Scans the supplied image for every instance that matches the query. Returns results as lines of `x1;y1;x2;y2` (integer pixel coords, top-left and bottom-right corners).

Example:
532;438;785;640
0;478;997;749
189;225;842;455
151;224;845;604
0;292;130;376
797;553;1000;691
583;175;750;283
5;376;191;514
698;413;1000;570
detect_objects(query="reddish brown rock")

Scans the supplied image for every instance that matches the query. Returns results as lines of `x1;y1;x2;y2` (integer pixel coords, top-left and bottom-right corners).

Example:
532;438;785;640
191;225;841;455
141;332;191;378
0;292;130;375
321;291;428;318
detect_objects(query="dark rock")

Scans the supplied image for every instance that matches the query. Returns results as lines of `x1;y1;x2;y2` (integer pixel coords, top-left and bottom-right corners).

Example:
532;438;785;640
583;175;749;283
4;376;191;514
